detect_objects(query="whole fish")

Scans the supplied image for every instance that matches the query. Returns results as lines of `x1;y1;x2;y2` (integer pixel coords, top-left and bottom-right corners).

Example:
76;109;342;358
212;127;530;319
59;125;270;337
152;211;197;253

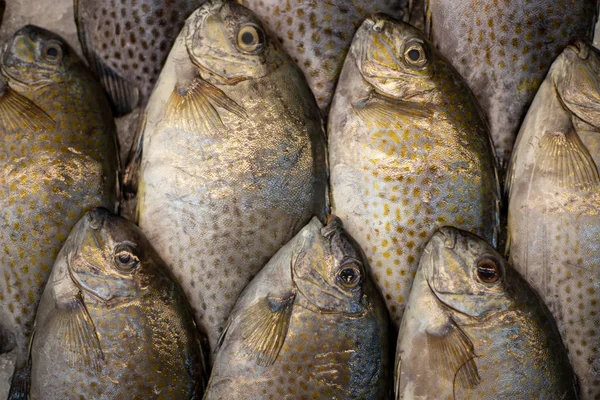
396;227;577;399
237;0;407;114
134;0;328;353
506;40;600;399
29;208;206;399
205;216;390;400
0;25;119;397
425;0;599;166
328;15;500;327
74;0;206;115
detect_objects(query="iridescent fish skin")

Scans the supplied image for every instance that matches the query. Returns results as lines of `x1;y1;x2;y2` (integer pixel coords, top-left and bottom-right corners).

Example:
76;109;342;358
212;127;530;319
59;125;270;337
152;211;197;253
328;15;500;327
135;0;328;353
396;227;577;400
0;25;118;395
237;0;407;114
30;208;206;399
507;41;600;400
205;216;390;400
74;0;206;115
425;0;599;165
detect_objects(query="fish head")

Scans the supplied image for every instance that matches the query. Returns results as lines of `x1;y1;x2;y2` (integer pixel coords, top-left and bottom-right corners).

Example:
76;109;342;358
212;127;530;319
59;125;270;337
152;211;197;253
423;227;510;318
63;208;162;303
291;216;371;315
1;25;77;87
352;14;439;101
184;0;282;83
552;40;600;127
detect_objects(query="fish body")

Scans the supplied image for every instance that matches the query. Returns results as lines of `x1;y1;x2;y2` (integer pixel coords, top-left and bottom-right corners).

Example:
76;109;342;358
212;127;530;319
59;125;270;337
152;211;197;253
328;15;500;327
74;0;206;115
506;41;600;399
425;0;599;165
136;0;328;352
237;0;407;114
205;216;390;400
29;208;206;399
0;25;118;392
396;227;577;399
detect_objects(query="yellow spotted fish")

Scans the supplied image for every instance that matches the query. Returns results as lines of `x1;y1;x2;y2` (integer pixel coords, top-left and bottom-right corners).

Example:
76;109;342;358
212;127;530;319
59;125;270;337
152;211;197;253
133;0;328;355
205;216;390;400
237;0;407;114
328;15;500;327
507;41;600;400
0;25;119;397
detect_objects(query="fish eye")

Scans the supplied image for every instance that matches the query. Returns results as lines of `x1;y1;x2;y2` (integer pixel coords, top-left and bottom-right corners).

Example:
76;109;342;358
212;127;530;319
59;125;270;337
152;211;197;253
236;24;265;54
41;41;63;63
113;243;140;273
404;40;427;68
476;257;502;284
336;262;362;289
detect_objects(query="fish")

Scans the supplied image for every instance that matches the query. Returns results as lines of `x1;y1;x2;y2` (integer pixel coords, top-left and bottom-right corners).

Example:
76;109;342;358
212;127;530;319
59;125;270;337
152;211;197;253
0;25;119;398
506;40;600;400
132;0;328;354
395;227;578;399
328;14;500;328
425;0;599;166
27;208;206;399
74;0;206;115
204;216;391;400
237;0;407;114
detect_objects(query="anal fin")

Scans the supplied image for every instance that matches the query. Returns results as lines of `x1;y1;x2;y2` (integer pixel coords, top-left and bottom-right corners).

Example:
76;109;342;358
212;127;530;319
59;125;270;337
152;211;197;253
237;294;296;367
426;319;480;390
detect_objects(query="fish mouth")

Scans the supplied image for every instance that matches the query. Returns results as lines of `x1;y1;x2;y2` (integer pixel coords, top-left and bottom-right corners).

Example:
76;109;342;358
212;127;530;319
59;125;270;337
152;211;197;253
566;40;590;60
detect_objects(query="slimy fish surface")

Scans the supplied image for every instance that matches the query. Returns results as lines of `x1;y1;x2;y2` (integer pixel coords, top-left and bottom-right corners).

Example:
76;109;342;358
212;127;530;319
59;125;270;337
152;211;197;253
0;25;119;398
507;41;600;400
328;14;500;327
205;216;390;400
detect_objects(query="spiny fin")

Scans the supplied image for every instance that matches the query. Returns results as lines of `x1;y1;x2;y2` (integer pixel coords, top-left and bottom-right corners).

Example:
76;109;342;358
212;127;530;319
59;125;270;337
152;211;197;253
424;0;433;39
8;361;30;400
237;293;296;367
0;88;55;134
426;320;480;390
353;92;432;126
48;292;104;374
74;1;139;116
165;78;247;134
536;129;600;190
123;113;147;202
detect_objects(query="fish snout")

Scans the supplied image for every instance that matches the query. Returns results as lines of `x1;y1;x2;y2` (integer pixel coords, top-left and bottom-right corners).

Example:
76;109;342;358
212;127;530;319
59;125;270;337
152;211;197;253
435;226;458;249
86;207;111;230
567;40;590;60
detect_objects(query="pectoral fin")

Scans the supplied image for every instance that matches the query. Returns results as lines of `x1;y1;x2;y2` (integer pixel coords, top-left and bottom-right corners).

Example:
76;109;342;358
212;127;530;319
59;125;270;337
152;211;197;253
237;294;296;367
48;292;104;374
426;319;480;390
353;92;432;127
0;88;55;134
165;78;247;134
536;129;600;190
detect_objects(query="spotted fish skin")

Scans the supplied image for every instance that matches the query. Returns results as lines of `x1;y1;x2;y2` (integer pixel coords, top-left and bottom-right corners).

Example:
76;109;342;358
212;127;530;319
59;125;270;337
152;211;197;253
237;0;407;114
0;25;118;384
425;0;599;166
136;0;328;354
205;216;390;400
74;0;206;115
396;227;577;400
328;15;500;327
506;41;600;400
30;208;206;399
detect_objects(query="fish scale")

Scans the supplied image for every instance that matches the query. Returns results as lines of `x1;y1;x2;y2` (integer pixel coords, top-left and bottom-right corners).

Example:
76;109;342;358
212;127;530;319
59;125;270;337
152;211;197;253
425;0;599;165
0;25;119;396
74;0;206;115
507;41;600;400
237;0;407;114
329;16;500;327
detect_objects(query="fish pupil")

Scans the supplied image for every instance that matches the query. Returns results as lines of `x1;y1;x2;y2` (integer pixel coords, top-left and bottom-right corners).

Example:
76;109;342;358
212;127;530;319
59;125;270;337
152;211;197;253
118;253;131;264
341;268;357;283
241;31;255;46
408;49;420;62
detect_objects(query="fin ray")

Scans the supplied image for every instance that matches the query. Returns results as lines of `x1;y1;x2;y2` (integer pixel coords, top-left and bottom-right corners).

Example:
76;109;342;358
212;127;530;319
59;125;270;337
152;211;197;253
353;93;432;127
0;89;55;134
